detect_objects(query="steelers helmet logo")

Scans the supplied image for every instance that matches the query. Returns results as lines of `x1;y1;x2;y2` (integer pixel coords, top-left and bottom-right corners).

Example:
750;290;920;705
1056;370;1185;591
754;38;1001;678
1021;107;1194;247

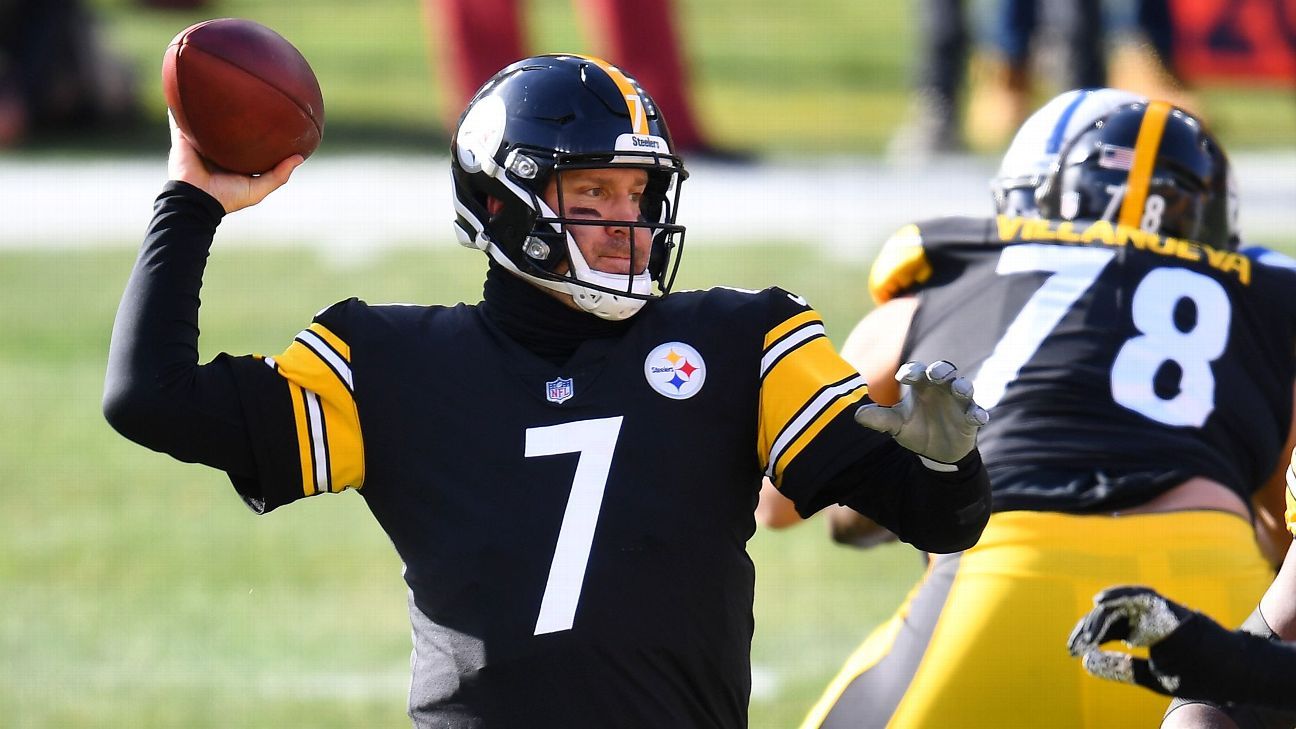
644;342;706;400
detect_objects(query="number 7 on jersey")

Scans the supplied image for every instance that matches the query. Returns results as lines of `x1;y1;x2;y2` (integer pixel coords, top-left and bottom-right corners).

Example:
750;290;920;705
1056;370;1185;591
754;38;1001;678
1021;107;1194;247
525;416;623;635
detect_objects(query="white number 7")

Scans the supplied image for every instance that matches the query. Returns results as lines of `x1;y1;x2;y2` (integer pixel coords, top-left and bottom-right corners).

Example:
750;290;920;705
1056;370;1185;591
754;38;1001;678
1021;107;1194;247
972;245;1115;408
525;416;623;635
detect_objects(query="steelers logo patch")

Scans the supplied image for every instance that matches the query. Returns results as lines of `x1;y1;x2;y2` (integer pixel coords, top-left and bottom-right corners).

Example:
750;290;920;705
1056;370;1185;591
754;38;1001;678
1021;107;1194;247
644;342;706;400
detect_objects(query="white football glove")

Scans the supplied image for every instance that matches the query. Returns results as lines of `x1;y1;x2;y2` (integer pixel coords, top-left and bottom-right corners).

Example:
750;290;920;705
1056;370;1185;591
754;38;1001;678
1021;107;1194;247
855;360;989;465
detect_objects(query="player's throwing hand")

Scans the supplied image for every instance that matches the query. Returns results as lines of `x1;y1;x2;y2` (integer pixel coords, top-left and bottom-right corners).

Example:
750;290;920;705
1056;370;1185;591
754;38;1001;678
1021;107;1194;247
167;111;302;214
855;360;989;465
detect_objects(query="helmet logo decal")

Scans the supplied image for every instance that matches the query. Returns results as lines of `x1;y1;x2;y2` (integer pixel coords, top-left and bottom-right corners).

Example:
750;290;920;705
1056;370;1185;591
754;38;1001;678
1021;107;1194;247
624;94;647;134
546;377;575;404
572;54;650;135
644;342;706;400
456;95;507;174
1098;145;1135;171
1117;101;1172;231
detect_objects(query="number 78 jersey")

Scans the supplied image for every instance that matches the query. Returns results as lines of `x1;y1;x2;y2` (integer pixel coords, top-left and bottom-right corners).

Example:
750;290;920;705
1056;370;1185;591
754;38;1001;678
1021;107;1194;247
871;215;1296;512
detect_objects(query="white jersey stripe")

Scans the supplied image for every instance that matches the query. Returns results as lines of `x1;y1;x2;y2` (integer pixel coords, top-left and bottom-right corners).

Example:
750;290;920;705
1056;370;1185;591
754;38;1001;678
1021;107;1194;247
760;323;826;377
304;390;330;494
297;329;354;392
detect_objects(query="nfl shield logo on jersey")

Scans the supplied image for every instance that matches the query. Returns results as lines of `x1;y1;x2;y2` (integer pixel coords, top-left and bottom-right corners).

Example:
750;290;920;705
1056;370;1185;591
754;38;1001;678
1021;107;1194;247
546;377;574;404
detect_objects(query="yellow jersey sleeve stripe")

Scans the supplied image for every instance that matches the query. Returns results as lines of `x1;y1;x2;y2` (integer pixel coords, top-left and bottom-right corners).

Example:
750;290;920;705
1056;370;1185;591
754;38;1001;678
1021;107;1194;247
766;375;870;484
764;310;822;351
1118;100;1172;231
295;327;353;393
762;322;825;377
286;383;315;498
307;322;350;362
574;54;649;135
271;331;365;496
758;334;865;469
869;224;932;304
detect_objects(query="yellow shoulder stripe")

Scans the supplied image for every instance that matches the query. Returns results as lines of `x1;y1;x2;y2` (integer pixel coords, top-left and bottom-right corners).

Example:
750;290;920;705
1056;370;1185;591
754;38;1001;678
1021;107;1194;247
765;310;821;351
272;324;364;497
869;224;932;304
758;332;867;482
769;383;869;487
308;322;350;361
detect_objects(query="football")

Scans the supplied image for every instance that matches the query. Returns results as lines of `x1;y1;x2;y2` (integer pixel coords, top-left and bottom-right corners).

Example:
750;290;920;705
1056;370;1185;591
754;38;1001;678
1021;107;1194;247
162;18;324;174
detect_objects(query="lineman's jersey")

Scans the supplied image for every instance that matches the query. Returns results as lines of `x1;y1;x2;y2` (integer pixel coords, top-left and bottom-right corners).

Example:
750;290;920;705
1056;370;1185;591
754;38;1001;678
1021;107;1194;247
219;286;877;728
871;215;1296;513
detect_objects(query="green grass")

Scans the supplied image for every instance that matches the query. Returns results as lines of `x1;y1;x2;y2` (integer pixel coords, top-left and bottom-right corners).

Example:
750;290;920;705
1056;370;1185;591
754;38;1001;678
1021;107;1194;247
41;0;1288;158
0;244;923;728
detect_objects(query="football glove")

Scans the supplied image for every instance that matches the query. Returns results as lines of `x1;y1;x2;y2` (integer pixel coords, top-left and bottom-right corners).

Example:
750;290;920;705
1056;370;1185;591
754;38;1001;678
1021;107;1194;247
855;360;989;465
1067;585;1197;695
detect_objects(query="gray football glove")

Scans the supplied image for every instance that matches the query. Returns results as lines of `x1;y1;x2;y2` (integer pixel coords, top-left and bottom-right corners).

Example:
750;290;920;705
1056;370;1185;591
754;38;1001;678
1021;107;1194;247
855;360;989;465
1066;585;1196;695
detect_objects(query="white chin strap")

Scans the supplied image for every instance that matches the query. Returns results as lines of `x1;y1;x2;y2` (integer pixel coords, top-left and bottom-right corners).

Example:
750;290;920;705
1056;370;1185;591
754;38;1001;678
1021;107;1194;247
483;236;653;321
564;243;652;320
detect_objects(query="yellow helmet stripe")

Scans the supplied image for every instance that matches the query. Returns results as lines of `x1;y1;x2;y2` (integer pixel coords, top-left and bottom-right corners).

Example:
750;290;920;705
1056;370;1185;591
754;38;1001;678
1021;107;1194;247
573;54;649;135
1117;101;1172;230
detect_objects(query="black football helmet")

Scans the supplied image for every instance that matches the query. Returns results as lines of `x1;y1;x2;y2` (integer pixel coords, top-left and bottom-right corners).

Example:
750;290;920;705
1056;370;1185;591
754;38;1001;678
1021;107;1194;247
1036;101;1238;249
450;53;688;320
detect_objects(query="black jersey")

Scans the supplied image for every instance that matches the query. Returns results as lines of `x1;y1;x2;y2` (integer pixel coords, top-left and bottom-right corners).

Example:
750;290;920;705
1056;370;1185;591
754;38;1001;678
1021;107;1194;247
220;286;880;728
869;215;1296;512
106;184;988;728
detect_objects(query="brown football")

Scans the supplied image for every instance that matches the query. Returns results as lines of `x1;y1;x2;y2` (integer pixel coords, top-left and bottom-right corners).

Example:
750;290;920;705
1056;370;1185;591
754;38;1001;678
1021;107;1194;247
162;18;324;174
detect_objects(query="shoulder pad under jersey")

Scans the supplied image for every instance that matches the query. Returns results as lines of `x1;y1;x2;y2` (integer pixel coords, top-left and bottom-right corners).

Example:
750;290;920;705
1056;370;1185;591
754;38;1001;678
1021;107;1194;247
868;217;995;303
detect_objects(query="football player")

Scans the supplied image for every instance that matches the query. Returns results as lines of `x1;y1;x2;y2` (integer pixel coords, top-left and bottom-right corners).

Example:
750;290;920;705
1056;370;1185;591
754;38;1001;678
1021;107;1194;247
102;54;993;728
763;96;1296;728
757;86;1148;536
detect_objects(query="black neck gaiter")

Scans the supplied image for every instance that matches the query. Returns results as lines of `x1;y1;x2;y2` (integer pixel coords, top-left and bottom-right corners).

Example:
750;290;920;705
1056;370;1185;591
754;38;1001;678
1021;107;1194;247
480;263;633;365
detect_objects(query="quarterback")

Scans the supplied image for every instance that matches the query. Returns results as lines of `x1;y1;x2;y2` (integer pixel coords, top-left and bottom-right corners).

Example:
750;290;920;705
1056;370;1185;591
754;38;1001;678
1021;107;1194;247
103;55;992;728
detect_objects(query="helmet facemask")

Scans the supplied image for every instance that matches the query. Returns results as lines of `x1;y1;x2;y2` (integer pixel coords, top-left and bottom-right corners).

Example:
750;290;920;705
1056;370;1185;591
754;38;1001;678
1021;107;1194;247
502;150;687;320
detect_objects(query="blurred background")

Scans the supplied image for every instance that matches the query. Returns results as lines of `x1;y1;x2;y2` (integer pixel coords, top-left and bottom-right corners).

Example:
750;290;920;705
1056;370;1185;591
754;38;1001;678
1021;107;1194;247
2;0;1293;726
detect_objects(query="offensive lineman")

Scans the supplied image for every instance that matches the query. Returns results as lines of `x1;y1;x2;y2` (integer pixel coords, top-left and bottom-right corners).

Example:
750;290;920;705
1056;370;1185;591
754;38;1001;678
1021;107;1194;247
767;98;1296;728
102;55;992;728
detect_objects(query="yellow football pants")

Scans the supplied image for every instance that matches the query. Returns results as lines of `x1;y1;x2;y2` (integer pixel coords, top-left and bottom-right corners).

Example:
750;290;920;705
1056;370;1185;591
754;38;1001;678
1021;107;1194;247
802;510;1272;729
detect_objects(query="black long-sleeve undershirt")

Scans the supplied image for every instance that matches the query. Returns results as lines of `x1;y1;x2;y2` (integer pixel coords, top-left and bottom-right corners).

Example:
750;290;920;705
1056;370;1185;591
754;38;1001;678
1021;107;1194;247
837;447;989;554
102;181;256;476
